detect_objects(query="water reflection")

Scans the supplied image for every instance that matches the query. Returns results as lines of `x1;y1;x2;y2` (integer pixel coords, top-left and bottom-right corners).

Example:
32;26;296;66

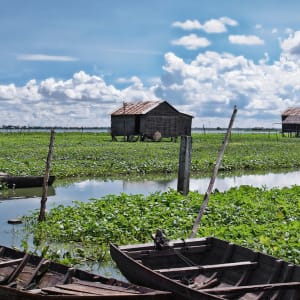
0;186;55;200
1;169;300;248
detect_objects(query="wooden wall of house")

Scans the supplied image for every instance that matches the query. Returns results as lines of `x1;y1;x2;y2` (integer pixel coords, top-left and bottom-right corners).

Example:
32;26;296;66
111;102;192;139
140;114;192;138
111;115;137;136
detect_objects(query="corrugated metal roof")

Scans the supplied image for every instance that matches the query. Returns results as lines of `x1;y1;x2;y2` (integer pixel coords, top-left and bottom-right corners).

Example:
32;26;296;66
111;101;163;115
282;107;300;116
282;115;300;124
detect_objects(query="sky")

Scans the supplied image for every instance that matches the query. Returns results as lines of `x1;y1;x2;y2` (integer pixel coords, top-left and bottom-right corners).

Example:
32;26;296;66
1;0;300;128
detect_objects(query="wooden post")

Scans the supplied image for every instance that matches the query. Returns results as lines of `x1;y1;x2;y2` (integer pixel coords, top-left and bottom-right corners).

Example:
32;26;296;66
177;136;192;196
190;106;237;238
123;102;127;142
38;129;55;222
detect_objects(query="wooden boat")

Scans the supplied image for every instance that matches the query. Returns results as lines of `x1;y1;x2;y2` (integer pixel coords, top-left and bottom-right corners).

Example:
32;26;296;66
0;244;171;299
110;235;300;300
0;175;55;189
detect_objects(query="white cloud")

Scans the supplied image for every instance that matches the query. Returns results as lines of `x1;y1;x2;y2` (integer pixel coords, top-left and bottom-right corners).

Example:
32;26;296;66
172;17;238;33
3;46;300;128
280;31;300;55
219;17;238;27
0;71;158;127
16;54;78;62
155;51;300;127
229;35;265;45
201;19;227;33
172;19;201;30
171;34;211;50
201;17;238;33
0;84;16;100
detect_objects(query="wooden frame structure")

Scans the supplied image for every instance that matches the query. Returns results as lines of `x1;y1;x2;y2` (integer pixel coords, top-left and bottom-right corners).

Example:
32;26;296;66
110;101;193;141
281;107;300;137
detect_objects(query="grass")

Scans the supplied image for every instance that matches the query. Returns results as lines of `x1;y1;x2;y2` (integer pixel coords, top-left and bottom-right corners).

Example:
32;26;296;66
0;131;300;178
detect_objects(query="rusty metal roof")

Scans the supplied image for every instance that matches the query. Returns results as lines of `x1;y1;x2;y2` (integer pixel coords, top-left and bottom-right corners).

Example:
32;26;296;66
282;107;300;116
282;115;300;124
111;101;163;115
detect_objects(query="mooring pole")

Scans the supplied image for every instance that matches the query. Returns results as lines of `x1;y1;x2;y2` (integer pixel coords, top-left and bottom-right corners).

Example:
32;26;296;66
38;129;55;222
190;106;237;238
177;135;192;196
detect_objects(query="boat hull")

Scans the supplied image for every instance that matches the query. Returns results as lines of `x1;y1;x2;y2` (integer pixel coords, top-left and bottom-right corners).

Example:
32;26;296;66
110;237;300;300
0;175;55;188
0;244;171;299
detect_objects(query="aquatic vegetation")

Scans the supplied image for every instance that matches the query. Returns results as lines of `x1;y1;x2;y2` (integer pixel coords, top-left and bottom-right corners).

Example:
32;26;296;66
22;186;300;265
0;132;300;178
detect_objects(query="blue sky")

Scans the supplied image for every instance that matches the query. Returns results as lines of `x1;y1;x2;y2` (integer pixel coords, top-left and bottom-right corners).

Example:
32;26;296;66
1;0;300;127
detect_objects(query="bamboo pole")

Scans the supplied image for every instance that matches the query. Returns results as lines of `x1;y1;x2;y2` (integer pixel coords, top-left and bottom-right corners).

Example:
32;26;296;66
38;129;55;222
189;106;237;238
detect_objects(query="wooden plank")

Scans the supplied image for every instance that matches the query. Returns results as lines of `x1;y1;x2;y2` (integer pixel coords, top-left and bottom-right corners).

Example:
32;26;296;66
23;258;50;289
75;279;142;294
201;281;300;295
127;244;209;259
42;286;93;296
118;237;208;252
0;258;23;268
6;254;30;284
56;283;138;296
155;261;258;276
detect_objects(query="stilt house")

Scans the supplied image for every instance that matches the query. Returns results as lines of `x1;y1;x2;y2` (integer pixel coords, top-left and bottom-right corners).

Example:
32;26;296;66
281;107;300;137
111;101;193;140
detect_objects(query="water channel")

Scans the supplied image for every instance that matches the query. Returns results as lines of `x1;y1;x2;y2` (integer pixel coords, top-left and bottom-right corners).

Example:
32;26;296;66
0;169;299;277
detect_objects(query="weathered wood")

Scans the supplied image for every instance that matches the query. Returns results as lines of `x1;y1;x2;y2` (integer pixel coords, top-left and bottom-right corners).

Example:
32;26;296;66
126;245;209;259
201;281;300;294
177;136;192;195
0;258;23;268
38;129;55;222
6;254;30;284
42;286;93;296
57;283;140;295
23;258;50;289
110;235;300;300
0;243;171;298
190;106;237;238
155;261;258;276
74;280;142;294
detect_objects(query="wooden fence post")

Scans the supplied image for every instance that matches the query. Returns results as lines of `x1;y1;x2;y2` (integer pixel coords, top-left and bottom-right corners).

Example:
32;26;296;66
38;129;55;222
177;135;192;196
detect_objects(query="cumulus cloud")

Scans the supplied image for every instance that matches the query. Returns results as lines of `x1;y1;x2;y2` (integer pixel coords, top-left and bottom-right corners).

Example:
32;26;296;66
155;51;300;127
172;17;238;33
229;35;264;45
172;19;201;30
0;84;16;100
2;46;300;128
280;31;300;55
17;54;78;61
0;71;158;127
171;34;211;50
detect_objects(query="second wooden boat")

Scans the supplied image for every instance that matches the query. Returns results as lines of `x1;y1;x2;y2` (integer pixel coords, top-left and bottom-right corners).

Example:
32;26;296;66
0;244;171;299
110;235;300;300
0;175;55;189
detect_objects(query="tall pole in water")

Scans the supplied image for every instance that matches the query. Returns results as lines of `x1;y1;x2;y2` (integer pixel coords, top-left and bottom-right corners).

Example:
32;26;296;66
190;106;237;238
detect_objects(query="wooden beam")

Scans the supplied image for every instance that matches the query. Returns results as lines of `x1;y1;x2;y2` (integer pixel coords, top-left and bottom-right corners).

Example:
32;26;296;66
0;258;23;268
155;261;258;276
201;281;300;295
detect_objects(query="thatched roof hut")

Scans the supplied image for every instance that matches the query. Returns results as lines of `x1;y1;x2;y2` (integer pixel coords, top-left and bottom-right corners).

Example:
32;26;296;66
111;101;193;141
